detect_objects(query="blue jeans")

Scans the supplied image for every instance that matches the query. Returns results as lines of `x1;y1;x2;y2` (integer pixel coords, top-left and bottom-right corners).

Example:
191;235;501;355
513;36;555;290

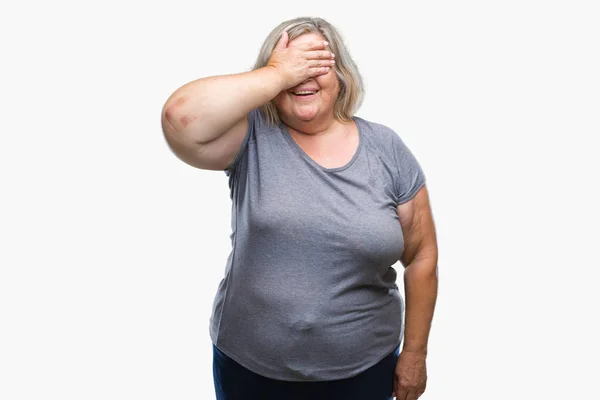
212;344;400;400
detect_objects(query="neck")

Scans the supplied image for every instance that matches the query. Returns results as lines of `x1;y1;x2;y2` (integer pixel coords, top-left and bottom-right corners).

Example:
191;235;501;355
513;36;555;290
282;114;340;137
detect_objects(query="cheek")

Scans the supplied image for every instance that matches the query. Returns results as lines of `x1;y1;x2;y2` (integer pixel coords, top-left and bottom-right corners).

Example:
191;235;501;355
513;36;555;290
317;74;340;98
273;92;288;109
322;68;339;84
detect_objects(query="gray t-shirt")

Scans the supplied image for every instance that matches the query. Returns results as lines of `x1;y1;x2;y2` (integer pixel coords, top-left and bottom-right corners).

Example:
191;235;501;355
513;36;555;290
209;108;426;382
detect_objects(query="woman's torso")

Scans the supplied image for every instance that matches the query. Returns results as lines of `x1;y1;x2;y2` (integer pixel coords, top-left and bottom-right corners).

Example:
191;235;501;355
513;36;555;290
209;109;418;382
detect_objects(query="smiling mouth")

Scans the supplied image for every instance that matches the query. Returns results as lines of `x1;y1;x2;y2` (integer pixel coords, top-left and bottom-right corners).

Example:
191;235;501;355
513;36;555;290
292;90;319;96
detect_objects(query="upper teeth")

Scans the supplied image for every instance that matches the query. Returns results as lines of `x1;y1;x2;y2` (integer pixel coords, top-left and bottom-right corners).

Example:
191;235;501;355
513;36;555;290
295;90;316;94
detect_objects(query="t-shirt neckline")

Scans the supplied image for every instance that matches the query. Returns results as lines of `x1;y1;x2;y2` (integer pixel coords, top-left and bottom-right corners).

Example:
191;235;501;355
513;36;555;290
280;117;363;173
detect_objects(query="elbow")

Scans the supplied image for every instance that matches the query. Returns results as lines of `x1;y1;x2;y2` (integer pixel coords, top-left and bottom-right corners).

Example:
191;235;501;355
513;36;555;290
162;95;201;135
161;100;191;150
404;258;438;284
162;97;184;134
160;100;207;164
161;103;182;145
402;243;438;271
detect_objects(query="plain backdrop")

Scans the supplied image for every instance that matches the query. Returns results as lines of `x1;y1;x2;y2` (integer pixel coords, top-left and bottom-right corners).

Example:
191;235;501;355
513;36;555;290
1;0;599;399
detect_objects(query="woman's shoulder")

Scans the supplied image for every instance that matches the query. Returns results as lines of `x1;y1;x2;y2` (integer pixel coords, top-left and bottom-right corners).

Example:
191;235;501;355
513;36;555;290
354;115;405;152
249;108;282;137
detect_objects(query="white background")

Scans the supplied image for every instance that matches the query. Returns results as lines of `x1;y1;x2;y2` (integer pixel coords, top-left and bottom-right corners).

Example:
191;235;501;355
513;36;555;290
1;0;599;399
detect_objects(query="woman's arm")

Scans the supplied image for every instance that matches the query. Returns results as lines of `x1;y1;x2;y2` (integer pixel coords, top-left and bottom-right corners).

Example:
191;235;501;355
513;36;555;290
160;33;334;170
394;184;438;399
160;67;284;170
398;184;438;353
162;68;285;145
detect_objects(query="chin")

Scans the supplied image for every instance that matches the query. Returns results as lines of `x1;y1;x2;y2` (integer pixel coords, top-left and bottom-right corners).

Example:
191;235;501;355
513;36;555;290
292;105;321;121
295;112;318;122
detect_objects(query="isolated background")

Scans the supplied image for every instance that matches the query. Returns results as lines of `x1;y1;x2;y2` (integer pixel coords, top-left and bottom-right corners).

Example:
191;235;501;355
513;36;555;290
1;0;599;399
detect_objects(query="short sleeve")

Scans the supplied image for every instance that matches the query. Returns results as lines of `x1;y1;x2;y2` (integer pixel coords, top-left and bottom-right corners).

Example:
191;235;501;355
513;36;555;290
224;108;261;176
391;133;426;205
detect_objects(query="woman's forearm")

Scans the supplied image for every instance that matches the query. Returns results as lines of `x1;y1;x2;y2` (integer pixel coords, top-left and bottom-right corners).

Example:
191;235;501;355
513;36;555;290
402;258;438;354
162;66;284;145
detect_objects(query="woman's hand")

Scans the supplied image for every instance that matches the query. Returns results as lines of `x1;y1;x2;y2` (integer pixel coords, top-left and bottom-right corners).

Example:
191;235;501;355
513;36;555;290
267;31;335;90
393;350;427;400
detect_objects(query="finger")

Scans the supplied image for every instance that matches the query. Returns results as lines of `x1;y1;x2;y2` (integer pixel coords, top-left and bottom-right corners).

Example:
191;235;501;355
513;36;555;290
274;31;289;50
304;50;335;60
405;390;417;400
298;39;329;51
395;387;409;400
308;58;335;68
309;66;331;76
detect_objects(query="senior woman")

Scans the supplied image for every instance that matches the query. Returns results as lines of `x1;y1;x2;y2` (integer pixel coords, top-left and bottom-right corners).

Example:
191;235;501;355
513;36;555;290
161;17;438;400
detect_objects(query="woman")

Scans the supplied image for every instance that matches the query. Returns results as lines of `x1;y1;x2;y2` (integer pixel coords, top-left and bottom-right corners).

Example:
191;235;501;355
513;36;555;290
161;16;438;400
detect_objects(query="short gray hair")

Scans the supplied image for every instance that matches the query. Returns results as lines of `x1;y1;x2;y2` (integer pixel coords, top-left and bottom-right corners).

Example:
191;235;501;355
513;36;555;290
252;17;365;126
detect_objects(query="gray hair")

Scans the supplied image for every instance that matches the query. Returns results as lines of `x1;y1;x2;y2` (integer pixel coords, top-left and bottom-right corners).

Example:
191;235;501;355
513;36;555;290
251;17;365;126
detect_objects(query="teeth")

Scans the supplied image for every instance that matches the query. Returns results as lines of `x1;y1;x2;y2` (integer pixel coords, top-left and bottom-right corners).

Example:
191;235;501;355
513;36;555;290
294;90;317;95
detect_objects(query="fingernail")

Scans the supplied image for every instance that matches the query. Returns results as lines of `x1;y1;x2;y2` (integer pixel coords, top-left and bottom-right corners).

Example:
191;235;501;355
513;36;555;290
323;41;329;46
331;53;335;58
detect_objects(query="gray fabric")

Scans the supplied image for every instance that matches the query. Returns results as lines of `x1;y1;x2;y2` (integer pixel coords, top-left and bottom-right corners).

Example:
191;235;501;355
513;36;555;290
209;108;426;381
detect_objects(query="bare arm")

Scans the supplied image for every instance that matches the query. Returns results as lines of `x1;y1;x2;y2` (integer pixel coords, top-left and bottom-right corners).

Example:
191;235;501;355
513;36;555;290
160;67;284;170
397;184;438;353
160;32;335;170
394;184;438;399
